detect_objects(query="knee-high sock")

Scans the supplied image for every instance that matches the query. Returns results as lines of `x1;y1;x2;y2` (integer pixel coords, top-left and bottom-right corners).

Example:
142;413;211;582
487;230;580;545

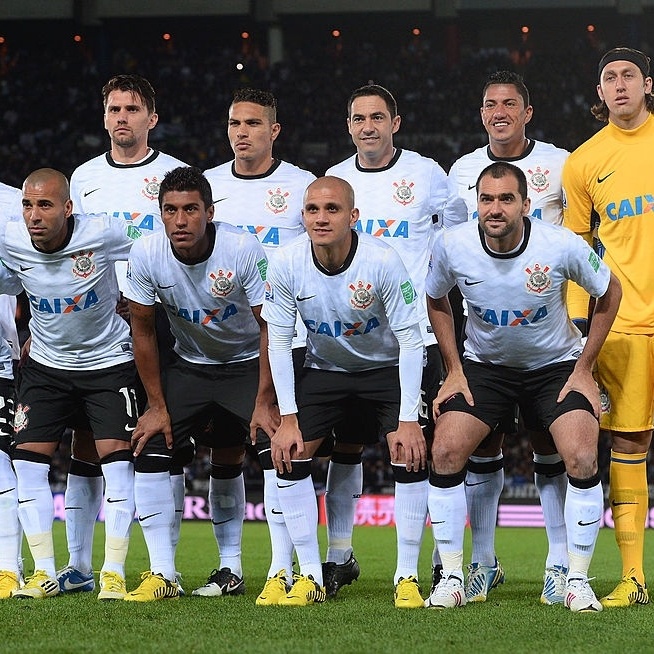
609;450;648;583
0;450;21;574
466;454;503;566
170;472;185;565
428;470;467;580
325;456;362;565
393;466;428;584
64;459;103;573
209;466;245;578
276;461;322;584
533;453;568;569
100;458;134;576
263;468;294;579
565;475;603;579
135;471;175;580
14;458;55;577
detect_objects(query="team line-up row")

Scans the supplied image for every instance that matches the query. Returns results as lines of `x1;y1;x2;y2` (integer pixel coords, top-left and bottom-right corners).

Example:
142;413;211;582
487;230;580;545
0;45;652;612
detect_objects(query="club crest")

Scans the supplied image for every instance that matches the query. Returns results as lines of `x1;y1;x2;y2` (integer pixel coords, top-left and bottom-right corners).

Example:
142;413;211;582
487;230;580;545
72;251;96;279
209;269;235;297
266;187;290;214
392;179;415;206
14;403;29;433
349;280;374;309
527;167;550;194
141;176;161;201
525;263;551;293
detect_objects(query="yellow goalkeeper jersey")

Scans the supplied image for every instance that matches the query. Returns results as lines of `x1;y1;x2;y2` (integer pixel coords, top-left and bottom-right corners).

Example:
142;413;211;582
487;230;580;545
562;113;654;334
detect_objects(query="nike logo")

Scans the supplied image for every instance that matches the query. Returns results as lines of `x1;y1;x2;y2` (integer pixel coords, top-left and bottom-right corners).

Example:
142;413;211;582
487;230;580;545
0;488;15;495
597;172;614;184
65;506;83;510
577;518;601;526
277;482;297;489
467;184;476;190
464;279;483;286
464;480;489;487
296;294;315;302
432;520;446;525
157;283;176;289
63;577;93;591
212;197;228;205
125;424;135;432
84;188;101;197
270;508;283;515
106;498;127;503
138;512;162;522
611;500;638;506
211;518;232;525
18;498;35;504
19;265;34;272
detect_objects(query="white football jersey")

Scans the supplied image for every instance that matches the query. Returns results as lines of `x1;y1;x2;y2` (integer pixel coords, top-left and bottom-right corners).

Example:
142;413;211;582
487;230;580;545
0;214;139;370
326;149;464;345
426;218;611;370
445;140;569;225
263;231;420;373
205;159;315;348
125;221;267;365
0;183;22;368
71;149;187;290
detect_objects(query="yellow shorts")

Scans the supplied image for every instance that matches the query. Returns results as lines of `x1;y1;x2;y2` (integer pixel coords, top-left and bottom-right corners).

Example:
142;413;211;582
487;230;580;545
596;331;654;432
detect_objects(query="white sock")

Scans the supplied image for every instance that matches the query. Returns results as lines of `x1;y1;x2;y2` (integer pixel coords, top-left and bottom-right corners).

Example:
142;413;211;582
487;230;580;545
565;479;603;579
14;459;56;577
263;468;294;579
533;453;568;569
209;473;245;578
466;454;503;566
393;471;427;584
428;481;467;579
100;459;134;576
276;467;322;584
135;471;175;580
64;468;103;573
325;461;362;564
0;451;21;573
170;472;185;566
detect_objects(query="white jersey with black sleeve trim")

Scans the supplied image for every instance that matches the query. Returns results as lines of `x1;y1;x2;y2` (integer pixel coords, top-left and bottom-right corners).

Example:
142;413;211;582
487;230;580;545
71;150;187;291
262;231;420;373
124;221;267;365
326;148;465;346
426;218;611;371
0;214;139;370
446;140;569;225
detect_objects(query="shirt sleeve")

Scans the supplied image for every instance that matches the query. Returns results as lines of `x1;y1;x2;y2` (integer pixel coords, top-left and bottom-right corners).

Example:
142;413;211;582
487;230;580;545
237;232;268;308
123;237;156;306
425;229;456;299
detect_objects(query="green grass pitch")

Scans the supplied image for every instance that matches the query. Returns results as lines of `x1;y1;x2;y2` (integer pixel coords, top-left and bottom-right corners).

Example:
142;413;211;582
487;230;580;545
3;522;653;653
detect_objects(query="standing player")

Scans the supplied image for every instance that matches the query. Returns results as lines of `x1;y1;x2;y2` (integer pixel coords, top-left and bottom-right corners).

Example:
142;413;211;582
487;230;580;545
0;181;23;598
123;166;276;601
0;168;142;599
424;162;621;612
263;176;425;606
444;71;571;604
562;46;654;608
58;74;188;597
325;84;465;606
203;88;315;603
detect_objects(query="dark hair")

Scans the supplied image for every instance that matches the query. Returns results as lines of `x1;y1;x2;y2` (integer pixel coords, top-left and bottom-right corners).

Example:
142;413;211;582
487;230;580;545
347;84;398;118
476;161;528;201
231;88;277;122
158;166;213;210
482;70;530;107
592;47;654;122
102;74;156;114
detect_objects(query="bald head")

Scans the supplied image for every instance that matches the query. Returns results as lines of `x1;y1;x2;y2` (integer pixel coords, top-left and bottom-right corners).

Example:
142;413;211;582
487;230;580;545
304;176;355;211
23;168;70;202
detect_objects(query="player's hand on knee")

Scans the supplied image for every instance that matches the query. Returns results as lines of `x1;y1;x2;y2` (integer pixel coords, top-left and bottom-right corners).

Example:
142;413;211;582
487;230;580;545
388;420;426;471
250;400;281;445
271;414;303;474
433;370;473;417
132;405;172;456
557;368;601;418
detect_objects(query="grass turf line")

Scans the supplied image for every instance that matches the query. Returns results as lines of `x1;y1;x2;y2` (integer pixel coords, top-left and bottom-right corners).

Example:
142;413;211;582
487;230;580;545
3;523;652;654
